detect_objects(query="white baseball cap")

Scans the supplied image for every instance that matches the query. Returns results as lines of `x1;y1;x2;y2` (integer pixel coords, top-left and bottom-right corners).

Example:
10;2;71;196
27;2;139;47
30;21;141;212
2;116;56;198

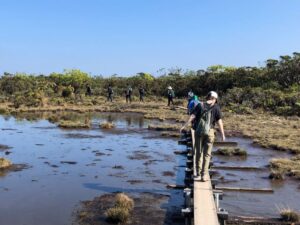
208;91;218;99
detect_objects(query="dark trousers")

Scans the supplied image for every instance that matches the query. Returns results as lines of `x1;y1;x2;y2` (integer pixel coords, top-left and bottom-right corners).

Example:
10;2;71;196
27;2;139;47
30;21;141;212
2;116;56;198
107;94;113;102
126;95;132;103
139;94;144;102
168;96;174;106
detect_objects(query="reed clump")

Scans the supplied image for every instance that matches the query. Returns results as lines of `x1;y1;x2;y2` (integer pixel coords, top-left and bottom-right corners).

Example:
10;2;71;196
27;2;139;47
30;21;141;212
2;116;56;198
58;120;91;129
105;193;134;223
280;208;300;222
0;158;12;169
269;157;300;180
100;122;115;129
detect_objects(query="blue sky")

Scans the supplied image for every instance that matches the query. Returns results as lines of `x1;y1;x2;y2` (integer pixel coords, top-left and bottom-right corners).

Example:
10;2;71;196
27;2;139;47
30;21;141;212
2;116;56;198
1;0;300;76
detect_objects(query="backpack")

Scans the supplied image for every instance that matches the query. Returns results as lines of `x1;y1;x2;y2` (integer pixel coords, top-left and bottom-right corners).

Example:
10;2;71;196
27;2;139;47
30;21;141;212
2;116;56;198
168;89;175;97
195;103;214;136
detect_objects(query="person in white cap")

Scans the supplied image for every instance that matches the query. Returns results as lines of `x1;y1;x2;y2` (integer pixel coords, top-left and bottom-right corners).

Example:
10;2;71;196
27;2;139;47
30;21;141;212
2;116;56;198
167;86;175;106
180;91;225;181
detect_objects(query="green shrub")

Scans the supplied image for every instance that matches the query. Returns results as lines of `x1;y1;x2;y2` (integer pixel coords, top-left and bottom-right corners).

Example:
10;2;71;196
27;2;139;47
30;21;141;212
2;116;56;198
62;86;74;98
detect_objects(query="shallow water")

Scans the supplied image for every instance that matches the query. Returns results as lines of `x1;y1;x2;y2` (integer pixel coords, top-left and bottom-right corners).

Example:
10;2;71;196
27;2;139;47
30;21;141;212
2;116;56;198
0;113;186;225
214;137;300;217
1;112;299;224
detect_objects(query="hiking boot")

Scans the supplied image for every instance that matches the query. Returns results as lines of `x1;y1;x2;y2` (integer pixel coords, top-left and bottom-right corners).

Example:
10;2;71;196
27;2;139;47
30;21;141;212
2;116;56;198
201;174;209;182
193;175;201;181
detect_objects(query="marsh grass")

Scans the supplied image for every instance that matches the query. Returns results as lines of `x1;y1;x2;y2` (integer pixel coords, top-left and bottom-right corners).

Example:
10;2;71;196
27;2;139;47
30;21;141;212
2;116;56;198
115;193;134;210
214;148;247;156
58;120;91;129
269;157;300;179
0;158;12;169
105;207;130;223
100;122;115;129
224;113;300;154
279;208;300;222
105;193;134;223
3;99;300;156
148;123;180;131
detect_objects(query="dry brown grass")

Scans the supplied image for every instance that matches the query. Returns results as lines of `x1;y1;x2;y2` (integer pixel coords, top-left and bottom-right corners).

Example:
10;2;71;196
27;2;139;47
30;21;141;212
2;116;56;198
115;193;134;211
0;158;12;169
105;193;134;223
100;122;115;129
269;157;300;179
58;120;91;129
214;148;247;156
105;207;130;223
224;113;300;154
280;208;300;222
148;123;180;131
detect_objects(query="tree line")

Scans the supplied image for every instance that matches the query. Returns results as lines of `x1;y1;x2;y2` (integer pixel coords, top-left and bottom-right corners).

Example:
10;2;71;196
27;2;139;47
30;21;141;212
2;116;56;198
0;52;299;115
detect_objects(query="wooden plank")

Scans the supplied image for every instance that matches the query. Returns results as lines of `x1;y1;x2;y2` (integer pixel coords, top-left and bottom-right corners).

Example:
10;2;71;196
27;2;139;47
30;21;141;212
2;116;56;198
215;186;274;193
191;129;220;225
166;184;185;189
214;141;238;147
194;177;220;225
212;166;266;171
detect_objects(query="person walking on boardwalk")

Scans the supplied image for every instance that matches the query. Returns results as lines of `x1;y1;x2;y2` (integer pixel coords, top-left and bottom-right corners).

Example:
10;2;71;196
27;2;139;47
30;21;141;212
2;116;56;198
180;91;225;181
139;87;145;102
107;85;113;102
125;85;133;103
167;86;175;106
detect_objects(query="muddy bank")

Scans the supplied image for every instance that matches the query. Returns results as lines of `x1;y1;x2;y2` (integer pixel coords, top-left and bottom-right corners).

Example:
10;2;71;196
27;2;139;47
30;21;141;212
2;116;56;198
76;192;184;225
227;216;300;225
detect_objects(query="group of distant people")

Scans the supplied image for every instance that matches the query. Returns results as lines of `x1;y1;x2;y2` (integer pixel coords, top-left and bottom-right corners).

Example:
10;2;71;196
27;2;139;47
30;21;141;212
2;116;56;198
106;85;145;103
86;84;176;104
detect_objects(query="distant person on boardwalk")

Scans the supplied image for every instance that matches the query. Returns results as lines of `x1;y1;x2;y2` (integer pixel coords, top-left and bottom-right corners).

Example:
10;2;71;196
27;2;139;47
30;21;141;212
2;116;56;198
85;84;92;96
180;91;225;182
125;85;133;103
107;85;113;102
139;87;145;102
167;86;175;106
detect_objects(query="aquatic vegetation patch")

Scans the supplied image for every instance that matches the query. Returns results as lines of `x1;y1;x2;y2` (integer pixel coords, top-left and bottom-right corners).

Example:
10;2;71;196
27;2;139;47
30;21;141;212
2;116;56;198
58;120;91;129
127;150;152;160
76;192;175;225
280;208;300;222
0;158;12;169
64;133;104;139
269;157;300;180
214;148;247;156
0;144;12;151
148;123;180;131
100;122;115;129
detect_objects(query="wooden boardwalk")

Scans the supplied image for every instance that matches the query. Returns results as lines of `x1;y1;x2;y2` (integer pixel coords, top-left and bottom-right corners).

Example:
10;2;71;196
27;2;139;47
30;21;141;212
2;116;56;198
191;129;220;225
